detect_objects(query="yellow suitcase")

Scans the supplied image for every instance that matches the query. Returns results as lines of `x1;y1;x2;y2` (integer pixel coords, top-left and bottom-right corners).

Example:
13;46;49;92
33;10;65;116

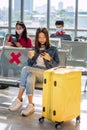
39;67;81;129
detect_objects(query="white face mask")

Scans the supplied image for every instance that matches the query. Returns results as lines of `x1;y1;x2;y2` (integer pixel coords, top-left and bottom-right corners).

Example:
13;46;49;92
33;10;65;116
56;27;63;32
16;29;23;35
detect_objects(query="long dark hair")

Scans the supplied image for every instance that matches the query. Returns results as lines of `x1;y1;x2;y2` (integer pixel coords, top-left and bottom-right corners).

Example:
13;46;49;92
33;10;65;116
35;27;50;51
15;21;28;43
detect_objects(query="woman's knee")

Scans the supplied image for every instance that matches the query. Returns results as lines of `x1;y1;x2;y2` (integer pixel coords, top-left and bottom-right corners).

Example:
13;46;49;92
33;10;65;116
21;66;29;74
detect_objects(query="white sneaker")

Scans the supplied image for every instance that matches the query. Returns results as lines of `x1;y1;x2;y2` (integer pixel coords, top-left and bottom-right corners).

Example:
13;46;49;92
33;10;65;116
9;98;22;111
21;104;35;116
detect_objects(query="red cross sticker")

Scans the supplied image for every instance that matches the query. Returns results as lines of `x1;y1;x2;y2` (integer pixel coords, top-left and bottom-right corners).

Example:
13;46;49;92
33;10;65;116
9;52;21;64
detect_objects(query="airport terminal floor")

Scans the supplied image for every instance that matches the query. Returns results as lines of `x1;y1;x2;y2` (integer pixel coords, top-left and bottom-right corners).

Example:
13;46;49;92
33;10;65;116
0;76;87;130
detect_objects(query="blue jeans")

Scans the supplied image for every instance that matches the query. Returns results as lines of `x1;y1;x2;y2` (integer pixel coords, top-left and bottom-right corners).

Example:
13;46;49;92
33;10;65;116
20;66;44;95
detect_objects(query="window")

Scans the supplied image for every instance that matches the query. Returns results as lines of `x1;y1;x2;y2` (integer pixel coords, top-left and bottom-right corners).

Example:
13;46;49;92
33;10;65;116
0;0;87;39
78;0;87;30
24;0;47;28
11;0;21;27
50;0;75;29
0;0;9;27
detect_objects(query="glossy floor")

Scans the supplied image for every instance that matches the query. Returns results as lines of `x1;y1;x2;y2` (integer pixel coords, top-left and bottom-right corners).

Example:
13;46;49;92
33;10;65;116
0;76;87;130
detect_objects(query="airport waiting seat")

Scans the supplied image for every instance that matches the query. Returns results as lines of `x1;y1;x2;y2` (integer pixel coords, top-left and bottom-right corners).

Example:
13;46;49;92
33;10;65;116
0;46;67;89
1;46;29;77
0;46;30;89
67;43;86;67
62;41;87;92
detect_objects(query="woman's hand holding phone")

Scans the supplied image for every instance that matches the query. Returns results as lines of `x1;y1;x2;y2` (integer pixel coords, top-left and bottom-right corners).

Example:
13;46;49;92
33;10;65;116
41;52;51;61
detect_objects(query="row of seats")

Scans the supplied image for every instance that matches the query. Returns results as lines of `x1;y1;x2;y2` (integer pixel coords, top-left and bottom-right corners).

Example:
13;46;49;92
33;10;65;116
0;34;87;90
0;46;67;89
62;41;87;69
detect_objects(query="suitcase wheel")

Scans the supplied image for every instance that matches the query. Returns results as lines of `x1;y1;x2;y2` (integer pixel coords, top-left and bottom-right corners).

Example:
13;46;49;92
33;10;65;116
76;116;80;123
39;117;44;123
55;123;62;129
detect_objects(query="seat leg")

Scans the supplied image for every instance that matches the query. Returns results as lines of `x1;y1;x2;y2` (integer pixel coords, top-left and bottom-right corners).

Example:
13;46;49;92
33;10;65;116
84;79;87;92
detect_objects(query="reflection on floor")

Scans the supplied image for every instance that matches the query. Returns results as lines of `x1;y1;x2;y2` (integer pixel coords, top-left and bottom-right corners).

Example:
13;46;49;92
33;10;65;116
0;76;87;130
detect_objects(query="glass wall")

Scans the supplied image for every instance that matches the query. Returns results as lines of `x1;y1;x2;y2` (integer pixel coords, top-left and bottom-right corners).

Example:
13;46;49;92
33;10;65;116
50;0;75;29
0;0;9;36
77;0;87;36
50;0;75;39
78;0;87;29
0;0;8;27
11;0;21;27
0;0;87;39
24;0;47;27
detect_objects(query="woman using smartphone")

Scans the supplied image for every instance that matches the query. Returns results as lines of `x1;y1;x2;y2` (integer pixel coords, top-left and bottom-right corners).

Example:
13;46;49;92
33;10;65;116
9;27;60;116
6;21;32;48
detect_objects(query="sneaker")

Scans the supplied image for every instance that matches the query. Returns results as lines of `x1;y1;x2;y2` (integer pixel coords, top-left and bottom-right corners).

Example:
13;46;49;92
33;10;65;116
9;98;22;111
21;104;35;116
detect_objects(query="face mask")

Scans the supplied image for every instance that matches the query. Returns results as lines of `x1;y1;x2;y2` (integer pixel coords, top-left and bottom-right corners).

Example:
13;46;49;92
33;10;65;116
56;27;63;33
16;29;23;35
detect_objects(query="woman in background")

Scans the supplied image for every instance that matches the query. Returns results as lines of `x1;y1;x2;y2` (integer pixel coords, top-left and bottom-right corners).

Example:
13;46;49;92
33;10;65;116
6;21;32;48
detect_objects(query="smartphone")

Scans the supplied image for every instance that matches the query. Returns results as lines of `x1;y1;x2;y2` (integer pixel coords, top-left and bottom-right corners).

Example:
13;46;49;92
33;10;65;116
39;48;46;53
12;35;17;44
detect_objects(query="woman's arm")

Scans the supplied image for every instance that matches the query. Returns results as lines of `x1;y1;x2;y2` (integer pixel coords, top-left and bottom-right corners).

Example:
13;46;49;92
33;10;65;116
15;42;22;47
27;51;39;66
43;47;60;68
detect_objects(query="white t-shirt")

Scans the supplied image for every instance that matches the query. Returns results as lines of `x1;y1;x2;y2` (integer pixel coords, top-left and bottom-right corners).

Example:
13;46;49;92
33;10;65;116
36;55;45;67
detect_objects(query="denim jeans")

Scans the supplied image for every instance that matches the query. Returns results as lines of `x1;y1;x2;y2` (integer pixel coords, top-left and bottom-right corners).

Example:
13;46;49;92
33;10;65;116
19;66;45;95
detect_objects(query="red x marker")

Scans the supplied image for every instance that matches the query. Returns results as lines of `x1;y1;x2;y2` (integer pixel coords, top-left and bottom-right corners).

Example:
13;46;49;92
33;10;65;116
9;52;21;64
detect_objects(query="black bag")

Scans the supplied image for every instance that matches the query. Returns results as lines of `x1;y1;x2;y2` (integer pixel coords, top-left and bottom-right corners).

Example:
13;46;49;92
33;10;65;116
74;36;87;41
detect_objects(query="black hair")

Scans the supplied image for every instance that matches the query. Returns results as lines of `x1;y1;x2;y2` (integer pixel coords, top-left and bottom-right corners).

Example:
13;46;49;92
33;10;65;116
15;21;28;43
35;27;50;51
55;20;64;26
